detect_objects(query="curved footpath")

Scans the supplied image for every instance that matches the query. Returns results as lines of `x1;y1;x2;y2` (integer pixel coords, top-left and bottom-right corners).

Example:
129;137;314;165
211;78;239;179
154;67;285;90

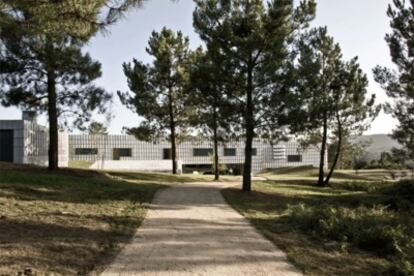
101;182;302;276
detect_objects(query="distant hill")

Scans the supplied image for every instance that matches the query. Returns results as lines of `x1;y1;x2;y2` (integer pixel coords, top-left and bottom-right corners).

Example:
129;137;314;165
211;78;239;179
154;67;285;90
354;134;401;160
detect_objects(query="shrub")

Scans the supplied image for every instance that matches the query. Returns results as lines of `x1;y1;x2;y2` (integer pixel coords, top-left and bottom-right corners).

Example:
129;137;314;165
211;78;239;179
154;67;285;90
382;179;414;199
332;181;389;192
381;179;414;212
287;204;414;275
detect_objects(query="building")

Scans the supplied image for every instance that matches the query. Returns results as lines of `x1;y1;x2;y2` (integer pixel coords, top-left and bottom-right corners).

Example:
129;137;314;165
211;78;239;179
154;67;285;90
69;135;321;173
0;113;322;173
0;112;69;167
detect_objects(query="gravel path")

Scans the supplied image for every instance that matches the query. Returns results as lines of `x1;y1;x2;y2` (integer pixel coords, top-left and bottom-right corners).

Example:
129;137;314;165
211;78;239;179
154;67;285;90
101;182;302;276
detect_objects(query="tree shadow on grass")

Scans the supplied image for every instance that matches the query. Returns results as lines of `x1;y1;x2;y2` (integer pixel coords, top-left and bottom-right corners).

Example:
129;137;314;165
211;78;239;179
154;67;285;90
0;217;131;275
0;166;164;274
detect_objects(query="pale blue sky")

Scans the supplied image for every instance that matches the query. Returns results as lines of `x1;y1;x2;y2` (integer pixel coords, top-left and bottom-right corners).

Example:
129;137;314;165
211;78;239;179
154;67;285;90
0;0;397;134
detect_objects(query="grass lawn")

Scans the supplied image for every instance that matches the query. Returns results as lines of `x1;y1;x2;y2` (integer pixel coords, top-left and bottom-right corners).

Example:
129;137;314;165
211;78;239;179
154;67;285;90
223;168;414;275
0;162;165;275
68;160;93;169
67;160;243;183
2;161;412;275
260;166;412;183
107;171;243;183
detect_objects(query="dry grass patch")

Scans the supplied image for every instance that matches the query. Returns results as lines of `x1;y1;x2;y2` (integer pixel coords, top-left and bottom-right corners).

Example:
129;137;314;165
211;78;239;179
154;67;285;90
0;163;163;275
68;160;93;169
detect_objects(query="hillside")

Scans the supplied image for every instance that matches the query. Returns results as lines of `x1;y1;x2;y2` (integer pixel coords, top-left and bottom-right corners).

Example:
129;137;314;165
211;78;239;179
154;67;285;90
354;134;401;160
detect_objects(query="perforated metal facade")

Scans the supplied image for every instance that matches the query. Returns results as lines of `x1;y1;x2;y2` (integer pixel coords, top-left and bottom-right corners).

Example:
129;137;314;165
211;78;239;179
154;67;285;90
69;135;322;172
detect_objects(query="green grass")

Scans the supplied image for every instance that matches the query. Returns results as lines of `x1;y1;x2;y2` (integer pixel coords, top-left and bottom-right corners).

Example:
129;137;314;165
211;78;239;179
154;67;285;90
0;162;165;275
106;171;242;184
68;160;93;169
260;167;411;182
2;162;411;275
223;170;414;275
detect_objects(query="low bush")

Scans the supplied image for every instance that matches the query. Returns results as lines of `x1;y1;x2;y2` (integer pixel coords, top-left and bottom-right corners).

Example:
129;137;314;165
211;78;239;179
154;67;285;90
331;181;390;192
381;179;414;213
287;204;414;275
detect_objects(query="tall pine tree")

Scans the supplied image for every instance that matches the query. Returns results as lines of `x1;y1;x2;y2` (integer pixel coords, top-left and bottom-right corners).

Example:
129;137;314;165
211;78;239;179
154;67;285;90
193;0;316;191
188;49;236;181
119;28;194;174
295;27;378;186
374;0;414;159
0;1;105;40
0;1;152;40
0;0;172;170
0;14;110;170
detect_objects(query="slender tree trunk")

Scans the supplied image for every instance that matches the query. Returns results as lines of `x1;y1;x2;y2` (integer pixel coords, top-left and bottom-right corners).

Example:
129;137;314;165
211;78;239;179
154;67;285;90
318;111;328;186
243;66;254;192
46;39;58;171
47;68;58;170
168;90;178;174
170;127;178;175
243;126;254;191
324;115;342;186
212;107;220;181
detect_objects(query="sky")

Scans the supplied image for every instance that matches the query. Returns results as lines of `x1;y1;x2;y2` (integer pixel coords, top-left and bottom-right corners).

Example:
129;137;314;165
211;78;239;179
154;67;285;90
0;0;398;135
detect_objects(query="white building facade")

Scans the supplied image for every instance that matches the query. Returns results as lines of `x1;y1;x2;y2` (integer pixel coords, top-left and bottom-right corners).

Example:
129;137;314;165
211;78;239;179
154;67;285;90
0;113;69;167
70;135;322;173
0;113;322;173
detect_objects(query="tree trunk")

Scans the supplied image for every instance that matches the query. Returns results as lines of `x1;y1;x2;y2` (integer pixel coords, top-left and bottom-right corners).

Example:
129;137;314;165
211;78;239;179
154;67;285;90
170;127;178;175
46;38;58;171
213;107;220;181
324;114;342;186
318;111;328;186
243;66;254;192
47;66;58;171
168;90;178;174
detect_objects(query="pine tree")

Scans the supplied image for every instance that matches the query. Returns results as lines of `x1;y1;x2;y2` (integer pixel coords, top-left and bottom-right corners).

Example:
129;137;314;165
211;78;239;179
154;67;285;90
0;0;167;170
193;0;316;191
0;19;110;170
296;27;378;186
374;0;414;160
88;122;109;135
188;49;236;181
0;1;150;39
118;28;194;175
0;1;105;40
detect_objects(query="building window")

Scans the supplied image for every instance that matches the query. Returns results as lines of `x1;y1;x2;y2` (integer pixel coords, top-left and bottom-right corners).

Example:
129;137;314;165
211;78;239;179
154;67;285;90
113;148;132;160
272;145;286;160
163;148;172;160
224;148;237;156
287;155;302;162
252;148;257;156
75;148;98;155
193;148;213;157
